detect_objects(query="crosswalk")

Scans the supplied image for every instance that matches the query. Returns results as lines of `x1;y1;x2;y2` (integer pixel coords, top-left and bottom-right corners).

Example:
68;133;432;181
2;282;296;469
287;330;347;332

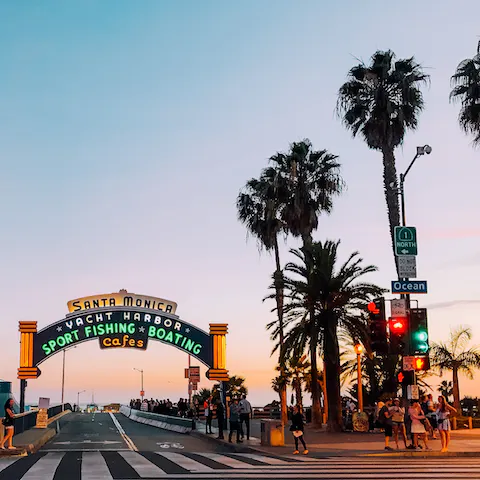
1;452;480;479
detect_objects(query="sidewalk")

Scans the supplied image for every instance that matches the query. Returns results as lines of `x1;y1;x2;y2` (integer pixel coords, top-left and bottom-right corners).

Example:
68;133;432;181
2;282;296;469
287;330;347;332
194;418;480;457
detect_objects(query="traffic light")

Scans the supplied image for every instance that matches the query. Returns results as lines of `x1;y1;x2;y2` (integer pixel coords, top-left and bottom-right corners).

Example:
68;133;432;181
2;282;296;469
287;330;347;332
389;316;407;354
368;298;388;354
397;370;415;385
414;355;430;371
410;308;429;354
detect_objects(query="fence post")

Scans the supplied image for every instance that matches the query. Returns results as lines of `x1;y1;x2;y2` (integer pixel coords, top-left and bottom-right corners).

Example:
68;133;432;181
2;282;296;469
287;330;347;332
452;417;457;430
468;417;473;429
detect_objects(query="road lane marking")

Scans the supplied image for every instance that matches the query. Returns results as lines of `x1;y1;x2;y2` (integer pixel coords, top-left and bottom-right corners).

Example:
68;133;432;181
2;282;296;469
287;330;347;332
22;452;63;480
81;451;113;480
108;412;138;451
156;452;213;472
232;453;290;465
0;457;19;472
120;451;167;477
207;454;257;468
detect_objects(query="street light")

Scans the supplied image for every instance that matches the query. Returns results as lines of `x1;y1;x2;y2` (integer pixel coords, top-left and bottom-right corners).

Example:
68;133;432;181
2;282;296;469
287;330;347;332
133;368;144;401
77;390;86;412
399;145;432;227
61;346;76;411
354;344;364;412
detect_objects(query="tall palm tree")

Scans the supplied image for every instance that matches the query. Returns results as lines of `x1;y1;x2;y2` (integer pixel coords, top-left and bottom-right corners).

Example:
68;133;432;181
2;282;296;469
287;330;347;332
337;51;429;270
237;168;289;423
268;140;344;427
288;355;310;412
225;375;248;398
431;326;480;411
450;41;480;146
281;241;384;431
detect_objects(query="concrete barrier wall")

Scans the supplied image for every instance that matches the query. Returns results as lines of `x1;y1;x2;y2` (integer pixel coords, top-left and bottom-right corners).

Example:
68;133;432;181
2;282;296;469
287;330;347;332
119;405;195;434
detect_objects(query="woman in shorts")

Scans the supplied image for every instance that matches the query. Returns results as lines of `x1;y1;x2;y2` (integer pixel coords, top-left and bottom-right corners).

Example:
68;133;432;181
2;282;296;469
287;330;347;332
437;395;456;452
390;398;408;449
1;398;15;450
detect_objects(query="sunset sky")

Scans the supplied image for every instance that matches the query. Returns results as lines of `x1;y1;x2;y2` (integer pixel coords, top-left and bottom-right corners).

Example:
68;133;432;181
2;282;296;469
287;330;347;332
1;0;479;408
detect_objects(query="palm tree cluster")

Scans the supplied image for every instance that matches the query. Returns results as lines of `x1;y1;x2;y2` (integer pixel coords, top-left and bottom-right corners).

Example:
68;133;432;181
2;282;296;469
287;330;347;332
238;141;384;432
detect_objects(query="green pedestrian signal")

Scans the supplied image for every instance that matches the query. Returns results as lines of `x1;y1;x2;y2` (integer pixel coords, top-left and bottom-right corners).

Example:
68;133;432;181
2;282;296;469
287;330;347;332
410;308;429;356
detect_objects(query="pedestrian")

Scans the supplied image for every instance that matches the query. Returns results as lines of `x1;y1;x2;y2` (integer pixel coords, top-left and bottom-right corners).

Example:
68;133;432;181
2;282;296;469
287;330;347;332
1;398;16;450
290;405;308;455
215;398;225;440
437;395;456;452
409;401;430;450
228;398;243;443
204;396;213;434
389;398;408;450
238;394;252;440
378;399;394;450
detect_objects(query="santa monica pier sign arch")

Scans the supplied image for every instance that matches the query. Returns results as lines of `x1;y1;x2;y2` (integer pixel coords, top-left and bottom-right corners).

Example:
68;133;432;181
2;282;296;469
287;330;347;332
18;290;229;383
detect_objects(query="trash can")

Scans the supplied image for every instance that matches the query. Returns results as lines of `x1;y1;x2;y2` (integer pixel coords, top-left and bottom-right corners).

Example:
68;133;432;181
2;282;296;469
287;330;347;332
260;419;285;446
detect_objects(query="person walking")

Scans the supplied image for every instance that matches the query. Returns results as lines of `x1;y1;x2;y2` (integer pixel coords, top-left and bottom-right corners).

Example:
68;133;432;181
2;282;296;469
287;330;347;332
290;405;308;455
215;398;225;440
437;395;456;452
1;398;16;450
239;394;252;440
204;396;213;434
228;398;243;443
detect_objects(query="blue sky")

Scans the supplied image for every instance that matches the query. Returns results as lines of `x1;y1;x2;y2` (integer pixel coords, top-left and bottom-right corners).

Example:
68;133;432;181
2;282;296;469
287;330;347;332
1;0;479;406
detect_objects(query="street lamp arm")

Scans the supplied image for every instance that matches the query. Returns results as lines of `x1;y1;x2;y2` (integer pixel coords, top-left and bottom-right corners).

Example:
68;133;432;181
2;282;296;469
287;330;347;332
402;153;419;183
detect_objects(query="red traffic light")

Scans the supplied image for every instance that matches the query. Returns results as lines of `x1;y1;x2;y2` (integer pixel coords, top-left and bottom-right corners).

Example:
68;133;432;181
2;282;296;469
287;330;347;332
368;301;380;314
389;317;407;335
397;372;404;383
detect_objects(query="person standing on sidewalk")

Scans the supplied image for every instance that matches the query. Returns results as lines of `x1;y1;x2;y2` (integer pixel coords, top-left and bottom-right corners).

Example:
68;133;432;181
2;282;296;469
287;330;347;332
378;399;394;450
215;397;225;440
437;395;456;452
409;401;430;450
228;398;243;444
239;394;252;440
389;398;408;450
290;405;308;455
204;396;213;434
1;399;15;450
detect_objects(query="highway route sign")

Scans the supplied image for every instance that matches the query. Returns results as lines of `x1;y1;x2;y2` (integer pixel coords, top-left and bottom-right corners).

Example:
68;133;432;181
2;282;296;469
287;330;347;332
398;255;417;278
395;226;417;256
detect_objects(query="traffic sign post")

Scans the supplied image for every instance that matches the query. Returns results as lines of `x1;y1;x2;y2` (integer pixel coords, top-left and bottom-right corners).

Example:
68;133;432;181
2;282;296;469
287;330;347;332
398;256;417;278
395;227;417;256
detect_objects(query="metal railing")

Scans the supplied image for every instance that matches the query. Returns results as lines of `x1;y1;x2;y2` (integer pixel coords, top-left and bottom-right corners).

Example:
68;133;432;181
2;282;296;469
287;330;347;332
1;403;72;436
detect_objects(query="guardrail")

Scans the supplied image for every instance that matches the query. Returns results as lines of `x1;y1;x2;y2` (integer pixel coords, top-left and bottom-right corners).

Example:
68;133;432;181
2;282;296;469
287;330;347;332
120;405;195;433
1;403;72;436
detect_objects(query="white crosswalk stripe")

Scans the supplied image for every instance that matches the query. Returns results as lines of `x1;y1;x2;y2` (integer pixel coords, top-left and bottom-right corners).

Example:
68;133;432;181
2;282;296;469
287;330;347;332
1;452;480;478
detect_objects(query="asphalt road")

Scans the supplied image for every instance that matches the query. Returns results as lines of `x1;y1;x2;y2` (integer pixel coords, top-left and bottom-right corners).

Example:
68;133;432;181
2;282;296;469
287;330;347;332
42;411;222;452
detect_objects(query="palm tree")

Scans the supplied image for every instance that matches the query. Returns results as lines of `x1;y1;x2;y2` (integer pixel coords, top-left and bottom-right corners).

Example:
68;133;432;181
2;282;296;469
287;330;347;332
268;140;344;427
287;355;310;412
337;51;429;270
437;380;454;402
237;168;289;423
225;375;248;398
280;241;384;431
431;326;480;411
450;41;480;146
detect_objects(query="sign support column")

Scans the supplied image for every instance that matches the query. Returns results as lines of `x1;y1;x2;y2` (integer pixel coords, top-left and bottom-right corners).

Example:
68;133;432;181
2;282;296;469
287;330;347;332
18;321;39;413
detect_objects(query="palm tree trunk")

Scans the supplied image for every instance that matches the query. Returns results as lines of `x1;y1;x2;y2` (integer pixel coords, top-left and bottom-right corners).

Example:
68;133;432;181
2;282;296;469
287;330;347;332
309;309;322;427
294;376;303;411
452;367;461;412
381;147;401;275
324;316;342;432
273;238;288;425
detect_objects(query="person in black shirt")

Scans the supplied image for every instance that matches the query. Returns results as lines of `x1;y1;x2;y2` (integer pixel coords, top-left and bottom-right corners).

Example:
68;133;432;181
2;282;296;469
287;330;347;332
1;398;15;450
215;398;225;440
290;405;308;455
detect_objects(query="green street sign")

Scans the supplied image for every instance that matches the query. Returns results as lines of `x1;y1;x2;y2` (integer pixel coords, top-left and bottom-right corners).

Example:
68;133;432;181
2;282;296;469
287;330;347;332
394;226;417;256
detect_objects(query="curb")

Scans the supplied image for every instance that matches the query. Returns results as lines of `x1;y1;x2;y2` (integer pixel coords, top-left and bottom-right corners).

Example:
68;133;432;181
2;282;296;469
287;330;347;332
18;428;57;455
363;451;480;457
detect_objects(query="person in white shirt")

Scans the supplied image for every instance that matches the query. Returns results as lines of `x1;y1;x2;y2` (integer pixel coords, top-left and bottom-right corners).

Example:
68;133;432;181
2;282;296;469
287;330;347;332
238;395;252;440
